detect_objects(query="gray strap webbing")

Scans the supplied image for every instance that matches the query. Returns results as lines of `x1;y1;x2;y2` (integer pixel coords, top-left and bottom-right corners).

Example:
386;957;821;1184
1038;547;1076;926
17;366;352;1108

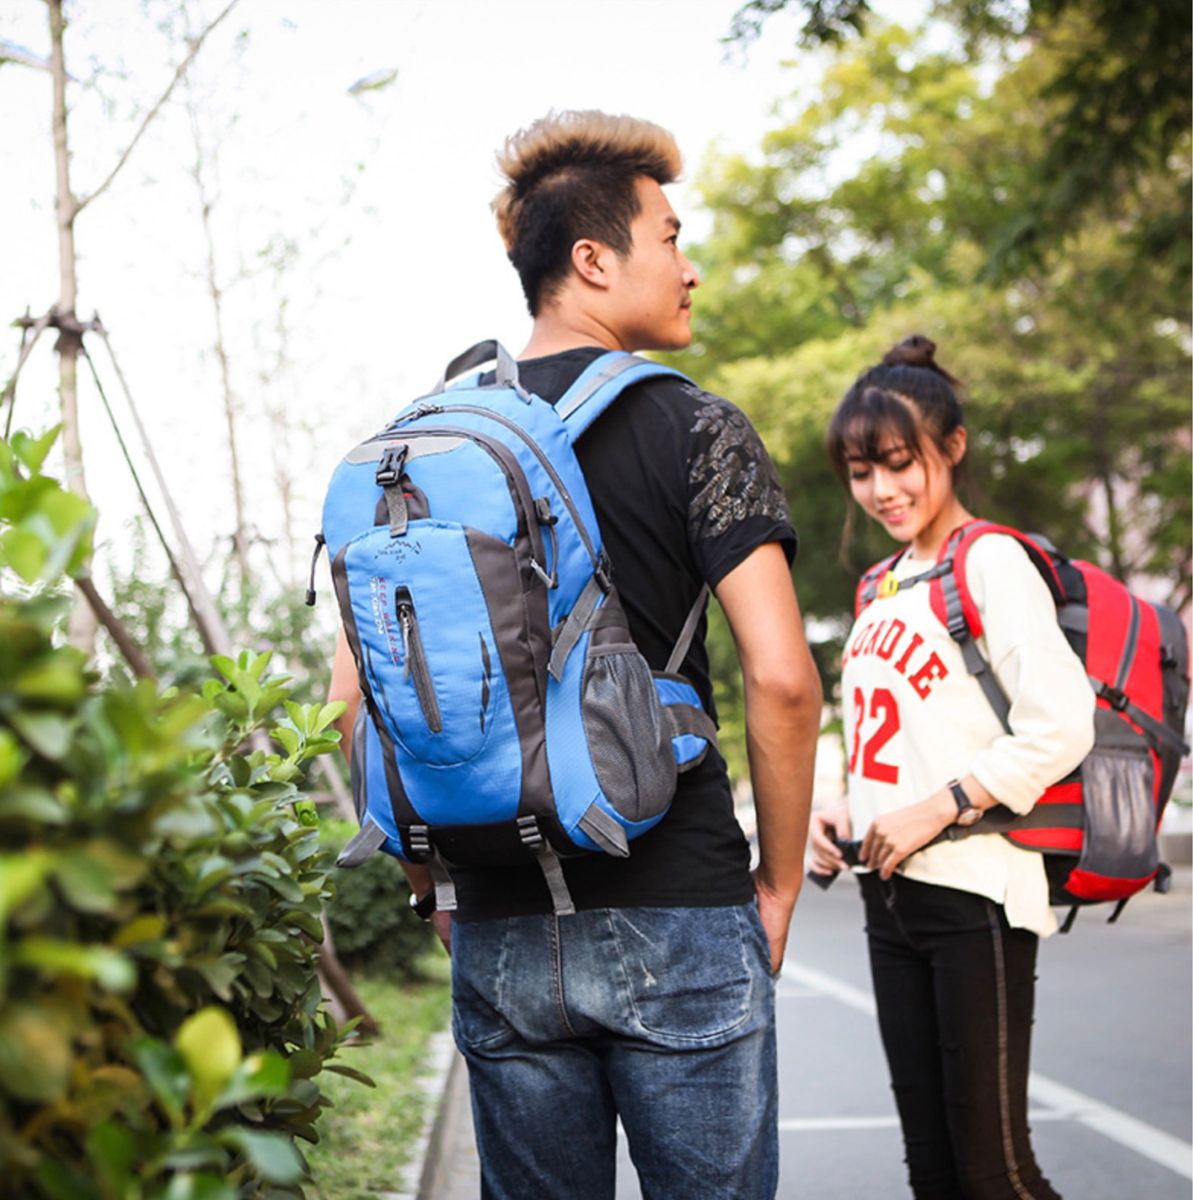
426;850;457;913
960;637;1012;732
930;799;1083;846
663;703;719;750
665;585;710;675
383;485;409;537
557;355;643;421
1058;604;1088;634
533;843;576;916
335;819;387;868
1092;676;1192;755
578;803;630;858
548;574;605;682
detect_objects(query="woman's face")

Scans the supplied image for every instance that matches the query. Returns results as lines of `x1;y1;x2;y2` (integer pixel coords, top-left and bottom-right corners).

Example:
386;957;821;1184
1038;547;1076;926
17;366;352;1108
846;427;966;557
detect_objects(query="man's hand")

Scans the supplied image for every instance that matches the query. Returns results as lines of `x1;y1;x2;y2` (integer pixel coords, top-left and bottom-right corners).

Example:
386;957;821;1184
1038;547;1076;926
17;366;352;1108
753;872;796;976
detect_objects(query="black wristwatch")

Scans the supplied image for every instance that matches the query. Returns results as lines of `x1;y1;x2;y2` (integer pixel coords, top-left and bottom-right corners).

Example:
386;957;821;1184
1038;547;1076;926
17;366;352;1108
409;889;437;921
948;779;984;827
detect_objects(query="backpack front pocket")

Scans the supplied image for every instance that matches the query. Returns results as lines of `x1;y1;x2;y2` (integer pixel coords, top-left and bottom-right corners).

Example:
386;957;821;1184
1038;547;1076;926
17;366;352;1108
339;521;506;766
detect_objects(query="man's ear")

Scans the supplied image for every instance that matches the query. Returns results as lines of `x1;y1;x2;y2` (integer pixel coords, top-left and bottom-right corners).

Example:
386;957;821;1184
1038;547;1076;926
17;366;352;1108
571;238;611;289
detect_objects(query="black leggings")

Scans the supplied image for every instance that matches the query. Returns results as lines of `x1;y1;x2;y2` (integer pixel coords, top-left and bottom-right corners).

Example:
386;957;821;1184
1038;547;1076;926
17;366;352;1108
859;872;1062;1200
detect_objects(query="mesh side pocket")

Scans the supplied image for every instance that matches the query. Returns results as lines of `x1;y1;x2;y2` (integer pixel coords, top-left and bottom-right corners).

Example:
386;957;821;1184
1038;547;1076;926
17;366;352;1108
581;643;677;823
1077;746;1158;883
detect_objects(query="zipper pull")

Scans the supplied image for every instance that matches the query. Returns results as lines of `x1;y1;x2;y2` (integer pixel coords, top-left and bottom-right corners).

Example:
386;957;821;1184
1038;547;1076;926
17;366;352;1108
305;533;326;606
398;601;413;679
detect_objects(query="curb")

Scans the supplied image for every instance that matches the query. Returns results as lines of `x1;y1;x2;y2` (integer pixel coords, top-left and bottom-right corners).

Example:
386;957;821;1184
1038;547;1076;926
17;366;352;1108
380;1028;460;1200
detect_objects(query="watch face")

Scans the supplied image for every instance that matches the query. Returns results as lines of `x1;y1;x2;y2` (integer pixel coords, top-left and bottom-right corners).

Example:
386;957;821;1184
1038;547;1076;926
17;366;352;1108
957;806;984;827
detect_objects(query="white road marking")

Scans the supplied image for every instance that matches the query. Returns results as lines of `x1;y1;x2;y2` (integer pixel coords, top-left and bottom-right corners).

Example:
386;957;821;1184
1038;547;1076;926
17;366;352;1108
778;1112;1070;1133
780;961;1193;1180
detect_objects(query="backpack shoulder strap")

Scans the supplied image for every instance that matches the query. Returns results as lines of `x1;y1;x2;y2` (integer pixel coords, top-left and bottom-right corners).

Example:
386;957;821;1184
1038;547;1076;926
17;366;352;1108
556;352;691;439
855;552;904;617
930;520;1067;641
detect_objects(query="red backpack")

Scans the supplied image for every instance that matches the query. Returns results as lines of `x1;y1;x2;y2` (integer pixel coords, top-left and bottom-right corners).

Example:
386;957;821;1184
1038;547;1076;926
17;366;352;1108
857;520;1191;928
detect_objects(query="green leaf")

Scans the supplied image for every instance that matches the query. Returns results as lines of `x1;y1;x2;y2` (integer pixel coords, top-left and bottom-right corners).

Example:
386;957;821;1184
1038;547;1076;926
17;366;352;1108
53;849;118;913
14;938;136;992
13;659;88;703
112;913;167;948
130;1037;189;1125
0;785;67;823
210;655;238;683
0;850;52;922
163;1174;238;1200
7;709;72;759
322;1062;376;1087
0;526;48;582
215;1049;290;1109
218;1128;305;1185
176;1007;241;1111
0;730;30;789
85;1121;134;1195
315;700;347;733
186;953;243;1001
10;425;62;473
0;1003;72;1103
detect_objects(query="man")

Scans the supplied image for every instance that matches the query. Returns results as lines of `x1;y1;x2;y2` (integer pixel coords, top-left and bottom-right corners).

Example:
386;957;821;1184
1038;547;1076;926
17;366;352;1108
329;110;822;1199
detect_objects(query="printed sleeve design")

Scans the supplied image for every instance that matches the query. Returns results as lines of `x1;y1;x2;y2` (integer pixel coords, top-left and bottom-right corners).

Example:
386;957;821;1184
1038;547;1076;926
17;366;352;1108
686;388;791;542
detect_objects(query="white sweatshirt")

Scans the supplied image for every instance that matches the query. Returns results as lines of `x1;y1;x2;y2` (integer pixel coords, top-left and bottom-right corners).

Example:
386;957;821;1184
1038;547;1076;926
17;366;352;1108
842;533;1096;935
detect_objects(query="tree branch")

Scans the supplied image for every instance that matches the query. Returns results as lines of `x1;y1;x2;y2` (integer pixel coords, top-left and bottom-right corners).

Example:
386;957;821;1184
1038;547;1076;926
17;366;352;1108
75;0;239;216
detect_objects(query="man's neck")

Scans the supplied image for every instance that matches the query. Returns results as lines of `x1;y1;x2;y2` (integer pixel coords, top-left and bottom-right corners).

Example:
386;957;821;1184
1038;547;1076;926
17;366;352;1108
519;307;625;360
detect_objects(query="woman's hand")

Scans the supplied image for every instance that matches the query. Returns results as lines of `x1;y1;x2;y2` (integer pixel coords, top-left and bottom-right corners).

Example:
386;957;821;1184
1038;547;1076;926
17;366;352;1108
861;792;955;880
808;805;852;876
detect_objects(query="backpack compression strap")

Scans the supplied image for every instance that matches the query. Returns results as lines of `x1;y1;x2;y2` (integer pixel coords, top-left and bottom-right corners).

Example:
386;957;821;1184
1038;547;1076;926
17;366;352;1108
556;351;692;439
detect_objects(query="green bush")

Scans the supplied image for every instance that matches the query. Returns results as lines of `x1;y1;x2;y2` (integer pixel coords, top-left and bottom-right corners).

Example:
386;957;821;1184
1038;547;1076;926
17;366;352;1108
0;431;365;1199
321;821;437;981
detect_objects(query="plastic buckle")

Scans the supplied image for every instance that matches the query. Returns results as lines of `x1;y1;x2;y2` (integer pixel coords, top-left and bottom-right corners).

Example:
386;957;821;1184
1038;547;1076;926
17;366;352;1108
407;825;432;861
1102;685;1128;712
534;497;558;526
516;815;543;851
376;443;408;488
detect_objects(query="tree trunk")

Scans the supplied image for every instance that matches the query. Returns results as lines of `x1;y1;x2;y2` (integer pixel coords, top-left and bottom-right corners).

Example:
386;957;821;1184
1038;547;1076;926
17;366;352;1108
48;0;97;655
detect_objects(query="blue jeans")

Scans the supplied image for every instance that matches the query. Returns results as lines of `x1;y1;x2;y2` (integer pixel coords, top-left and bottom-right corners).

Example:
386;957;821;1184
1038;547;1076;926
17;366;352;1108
451;904;778;1200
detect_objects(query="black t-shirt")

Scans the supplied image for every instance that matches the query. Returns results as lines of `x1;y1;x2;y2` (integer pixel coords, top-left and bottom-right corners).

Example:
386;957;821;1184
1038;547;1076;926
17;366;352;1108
452;347;797;919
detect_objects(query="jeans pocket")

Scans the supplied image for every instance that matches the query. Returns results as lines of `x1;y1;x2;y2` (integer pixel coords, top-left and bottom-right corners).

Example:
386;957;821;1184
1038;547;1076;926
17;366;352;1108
450;919;517;1051
610;906;758;1044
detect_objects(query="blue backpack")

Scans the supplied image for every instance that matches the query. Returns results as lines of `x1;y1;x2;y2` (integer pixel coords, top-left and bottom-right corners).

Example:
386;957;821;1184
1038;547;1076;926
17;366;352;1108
311;340;717;915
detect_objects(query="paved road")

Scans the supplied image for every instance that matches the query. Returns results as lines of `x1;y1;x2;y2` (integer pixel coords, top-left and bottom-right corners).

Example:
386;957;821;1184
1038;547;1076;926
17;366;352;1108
430;869;1192;1198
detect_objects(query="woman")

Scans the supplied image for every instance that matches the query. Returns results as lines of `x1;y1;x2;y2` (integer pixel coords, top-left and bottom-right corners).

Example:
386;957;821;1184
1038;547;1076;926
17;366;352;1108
809;335;1095;1199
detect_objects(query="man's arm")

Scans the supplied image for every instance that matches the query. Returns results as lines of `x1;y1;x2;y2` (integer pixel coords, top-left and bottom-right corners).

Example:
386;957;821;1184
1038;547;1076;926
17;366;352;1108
328;630;451;950
714;543;823;975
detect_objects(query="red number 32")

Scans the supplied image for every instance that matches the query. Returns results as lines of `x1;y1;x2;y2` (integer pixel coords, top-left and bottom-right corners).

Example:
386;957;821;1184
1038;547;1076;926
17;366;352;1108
848;686;900;784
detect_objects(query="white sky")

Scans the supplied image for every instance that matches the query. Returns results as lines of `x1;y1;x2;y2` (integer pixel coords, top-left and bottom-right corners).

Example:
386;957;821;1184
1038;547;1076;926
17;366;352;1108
0;0;924;605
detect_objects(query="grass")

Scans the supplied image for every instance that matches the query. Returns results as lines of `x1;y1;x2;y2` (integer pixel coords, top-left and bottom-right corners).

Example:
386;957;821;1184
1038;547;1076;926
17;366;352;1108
305;958;453;1199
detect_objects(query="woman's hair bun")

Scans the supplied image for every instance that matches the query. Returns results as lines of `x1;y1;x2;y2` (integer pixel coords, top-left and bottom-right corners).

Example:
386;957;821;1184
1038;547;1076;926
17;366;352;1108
882;334;937;368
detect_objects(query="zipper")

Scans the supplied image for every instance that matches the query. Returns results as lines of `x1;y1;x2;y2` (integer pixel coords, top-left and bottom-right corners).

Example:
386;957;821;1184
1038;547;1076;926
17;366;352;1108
363;424;544;566
396;588;443;733
427;403;601;570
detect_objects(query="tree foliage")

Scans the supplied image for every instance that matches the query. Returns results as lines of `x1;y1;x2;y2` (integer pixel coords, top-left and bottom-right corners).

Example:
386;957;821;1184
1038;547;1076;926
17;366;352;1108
688;13;1190;726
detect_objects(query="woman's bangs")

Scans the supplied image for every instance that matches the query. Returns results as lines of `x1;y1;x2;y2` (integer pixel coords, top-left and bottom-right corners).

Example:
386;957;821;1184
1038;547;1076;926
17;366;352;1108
828;388;922;475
